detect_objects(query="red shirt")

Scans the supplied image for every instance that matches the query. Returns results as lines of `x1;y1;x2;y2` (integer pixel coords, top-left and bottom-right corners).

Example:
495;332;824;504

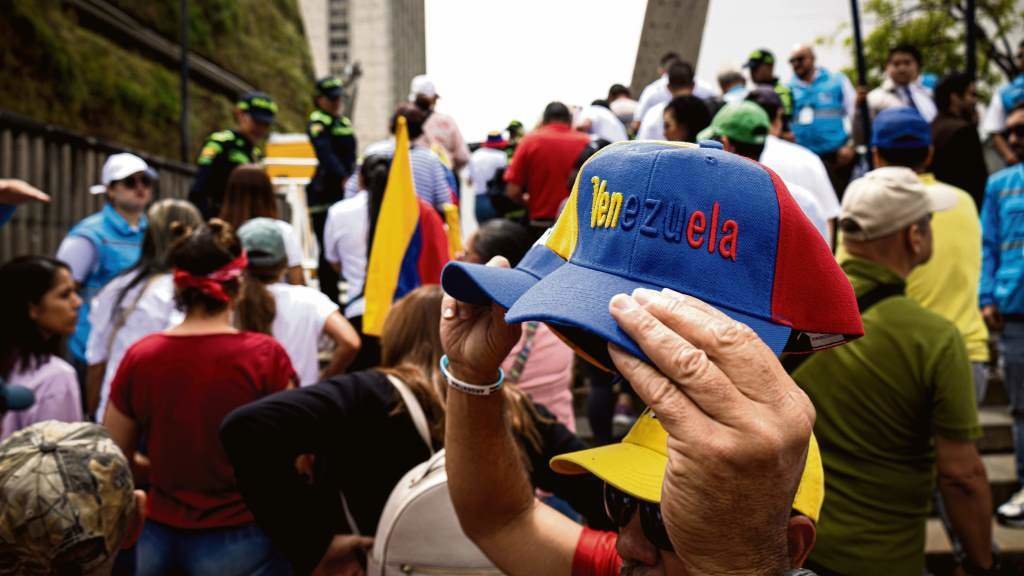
572;527;621;576
110;332;295;529
504;123;590;220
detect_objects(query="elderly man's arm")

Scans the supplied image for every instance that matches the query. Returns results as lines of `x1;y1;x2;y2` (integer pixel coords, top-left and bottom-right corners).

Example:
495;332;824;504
936;437;994;570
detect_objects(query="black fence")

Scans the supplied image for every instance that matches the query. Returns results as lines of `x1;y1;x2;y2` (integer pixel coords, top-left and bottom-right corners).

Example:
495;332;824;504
0;111;195;261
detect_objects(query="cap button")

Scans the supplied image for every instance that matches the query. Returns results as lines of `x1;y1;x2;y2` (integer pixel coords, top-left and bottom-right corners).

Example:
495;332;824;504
698;140;723;150
38;441;57;453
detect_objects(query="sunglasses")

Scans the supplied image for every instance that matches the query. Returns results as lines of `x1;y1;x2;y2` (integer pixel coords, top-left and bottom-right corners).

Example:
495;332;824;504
115;174;153;189
1004;125;1024;140
603;484;674;551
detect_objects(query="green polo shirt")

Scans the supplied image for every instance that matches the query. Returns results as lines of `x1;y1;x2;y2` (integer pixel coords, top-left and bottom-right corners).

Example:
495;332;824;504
794;257;980;576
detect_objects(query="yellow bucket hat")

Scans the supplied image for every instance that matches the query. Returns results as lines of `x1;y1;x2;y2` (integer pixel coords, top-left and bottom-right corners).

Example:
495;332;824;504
551;408;824;523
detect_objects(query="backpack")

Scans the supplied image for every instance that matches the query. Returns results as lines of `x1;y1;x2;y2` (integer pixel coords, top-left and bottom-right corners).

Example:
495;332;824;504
352;375;502;575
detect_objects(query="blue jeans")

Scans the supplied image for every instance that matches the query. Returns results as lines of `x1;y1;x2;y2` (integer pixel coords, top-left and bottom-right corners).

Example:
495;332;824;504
136;521;290;576
1002;320;1024;483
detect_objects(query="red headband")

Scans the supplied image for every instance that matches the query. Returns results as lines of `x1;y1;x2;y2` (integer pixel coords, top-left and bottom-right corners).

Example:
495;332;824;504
173;252;248;303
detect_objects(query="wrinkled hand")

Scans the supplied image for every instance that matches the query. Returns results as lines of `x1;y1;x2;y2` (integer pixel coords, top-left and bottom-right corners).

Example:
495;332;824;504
440;256;522;383
313;535;374;576
0;179;50;205
608;288;815;576
982;304;1003;332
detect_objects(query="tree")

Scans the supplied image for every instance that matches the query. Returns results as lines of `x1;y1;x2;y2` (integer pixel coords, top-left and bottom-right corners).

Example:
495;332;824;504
822;0;1024;93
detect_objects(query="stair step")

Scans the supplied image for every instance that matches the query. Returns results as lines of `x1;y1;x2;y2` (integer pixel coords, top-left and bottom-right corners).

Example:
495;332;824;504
925;519;1024;573
979;407;1014;454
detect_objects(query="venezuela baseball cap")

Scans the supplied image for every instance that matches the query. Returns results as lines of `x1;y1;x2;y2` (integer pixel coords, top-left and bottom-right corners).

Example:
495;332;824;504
550;408;824;522
238;91;278;124
697;101;771;145
505;140;863;366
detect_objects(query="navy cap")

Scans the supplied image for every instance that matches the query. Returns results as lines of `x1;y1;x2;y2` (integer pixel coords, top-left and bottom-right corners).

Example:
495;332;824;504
872;106;931;149
316;76;343;99
238;91;278;124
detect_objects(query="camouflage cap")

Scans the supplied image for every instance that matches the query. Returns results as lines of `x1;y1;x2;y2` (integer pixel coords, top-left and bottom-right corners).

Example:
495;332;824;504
0;422;137;576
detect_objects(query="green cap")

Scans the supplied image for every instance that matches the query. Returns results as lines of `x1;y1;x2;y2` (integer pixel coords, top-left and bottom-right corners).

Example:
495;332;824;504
238;217;287;267
697;101;771;145
0;422;137;575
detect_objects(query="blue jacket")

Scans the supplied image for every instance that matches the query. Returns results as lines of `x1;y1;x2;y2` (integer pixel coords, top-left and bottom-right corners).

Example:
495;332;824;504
789;68;849;154
67;204;146;361
980;163;1024;314
1000;74;1024;112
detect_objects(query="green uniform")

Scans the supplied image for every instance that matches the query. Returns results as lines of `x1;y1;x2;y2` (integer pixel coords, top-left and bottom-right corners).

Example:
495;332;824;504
188;129;262;219
794;258;980;576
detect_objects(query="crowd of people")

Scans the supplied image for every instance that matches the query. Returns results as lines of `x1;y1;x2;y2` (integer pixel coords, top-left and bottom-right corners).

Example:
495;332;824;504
3;35;1024;576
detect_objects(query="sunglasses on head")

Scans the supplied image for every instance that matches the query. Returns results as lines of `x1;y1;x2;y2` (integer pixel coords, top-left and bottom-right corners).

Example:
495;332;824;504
1004;124;1024;140
115;174;153;189
604;484;674;552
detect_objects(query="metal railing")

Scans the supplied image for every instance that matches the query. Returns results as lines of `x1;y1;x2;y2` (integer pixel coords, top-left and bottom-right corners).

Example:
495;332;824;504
0;111;196;261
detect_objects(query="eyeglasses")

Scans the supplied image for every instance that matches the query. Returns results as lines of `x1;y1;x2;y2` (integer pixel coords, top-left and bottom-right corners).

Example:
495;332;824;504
1003;124;1024;140
114;174;153;189
603;484;674;551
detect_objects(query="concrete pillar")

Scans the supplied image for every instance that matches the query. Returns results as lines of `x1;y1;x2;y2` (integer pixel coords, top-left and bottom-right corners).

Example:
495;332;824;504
298;0;329;79
630;0;710;96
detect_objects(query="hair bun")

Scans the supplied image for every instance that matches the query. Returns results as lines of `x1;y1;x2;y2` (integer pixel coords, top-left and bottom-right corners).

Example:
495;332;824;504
168;221;191;239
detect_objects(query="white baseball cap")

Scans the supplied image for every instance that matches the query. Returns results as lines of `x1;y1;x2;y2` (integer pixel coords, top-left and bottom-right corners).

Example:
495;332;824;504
840;167;957;241
409;74;438;100
89;153;157;194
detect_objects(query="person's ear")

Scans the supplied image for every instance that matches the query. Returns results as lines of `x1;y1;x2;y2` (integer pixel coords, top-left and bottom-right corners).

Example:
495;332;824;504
28;302;40;322
786;515;816;568
122;489;147;549
871;148;883;168
721;135;734;153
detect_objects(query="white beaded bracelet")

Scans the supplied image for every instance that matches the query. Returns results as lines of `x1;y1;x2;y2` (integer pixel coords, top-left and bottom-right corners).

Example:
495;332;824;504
439;355;504;396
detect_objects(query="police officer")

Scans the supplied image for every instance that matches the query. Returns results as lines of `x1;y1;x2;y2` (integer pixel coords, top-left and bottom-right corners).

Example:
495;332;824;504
189;91;277;219
745;49;794;138
307;76;357;305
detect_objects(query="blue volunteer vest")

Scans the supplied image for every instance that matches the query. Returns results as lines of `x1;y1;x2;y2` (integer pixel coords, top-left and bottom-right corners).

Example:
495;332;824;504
1000;74;1024;113
67;204;146;361
789;68;849;154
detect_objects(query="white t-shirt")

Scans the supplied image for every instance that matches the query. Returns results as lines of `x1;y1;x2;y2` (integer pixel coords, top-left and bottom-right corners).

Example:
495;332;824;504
636;101;668;140
87;272;183;421
759;135;841;220
577;105;629;143
784;180;830;247
983;82;1012;135
469;147;508;196
609;98;638;124
272;219;303;268
323;192;369;318
267;283;339;386
634;75;717;122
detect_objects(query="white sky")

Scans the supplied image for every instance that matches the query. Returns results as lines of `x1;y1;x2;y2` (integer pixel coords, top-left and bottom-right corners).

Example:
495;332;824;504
425;0;859;142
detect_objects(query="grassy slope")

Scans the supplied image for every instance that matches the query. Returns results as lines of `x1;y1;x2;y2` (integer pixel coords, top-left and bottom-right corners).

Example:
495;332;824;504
0;0;313;160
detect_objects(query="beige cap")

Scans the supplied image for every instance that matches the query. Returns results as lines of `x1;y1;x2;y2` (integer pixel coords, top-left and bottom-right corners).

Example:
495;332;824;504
840;167;957;241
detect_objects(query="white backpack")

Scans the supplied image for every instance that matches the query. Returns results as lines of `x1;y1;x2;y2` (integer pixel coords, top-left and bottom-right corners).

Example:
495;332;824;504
344;375;502;575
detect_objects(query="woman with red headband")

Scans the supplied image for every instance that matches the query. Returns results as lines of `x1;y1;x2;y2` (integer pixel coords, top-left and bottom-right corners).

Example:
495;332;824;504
103;219;296;575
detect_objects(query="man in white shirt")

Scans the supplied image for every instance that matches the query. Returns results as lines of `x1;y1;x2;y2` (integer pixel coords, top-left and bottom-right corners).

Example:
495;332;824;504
637;61;697;141
747;87;841;243
468;132;510;223
982;39;1024;166
866;44;937;122
607;84;638;128
633;52;716;132
575;100;628;143
409;75;471;171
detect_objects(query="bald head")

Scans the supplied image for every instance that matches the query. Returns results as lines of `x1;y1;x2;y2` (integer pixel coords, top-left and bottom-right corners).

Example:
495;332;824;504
789;44;816;81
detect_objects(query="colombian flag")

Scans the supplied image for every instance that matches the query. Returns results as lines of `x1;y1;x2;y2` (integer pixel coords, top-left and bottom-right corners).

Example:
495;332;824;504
361;116;450;336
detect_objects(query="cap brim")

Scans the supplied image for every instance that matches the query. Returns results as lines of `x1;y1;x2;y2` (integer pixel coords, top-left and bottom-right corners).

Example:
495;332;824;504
928;183;959;213
89;184;107;195
505;263;792;362
442;262;540;310
550;441;666;503
248;111;275;124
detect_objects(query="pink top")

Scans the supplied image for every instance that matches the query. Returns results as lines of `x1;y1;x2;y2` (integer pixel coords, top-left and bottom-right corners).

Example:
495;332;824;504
423;111;471;170
502;322;576;432
1;355;82;441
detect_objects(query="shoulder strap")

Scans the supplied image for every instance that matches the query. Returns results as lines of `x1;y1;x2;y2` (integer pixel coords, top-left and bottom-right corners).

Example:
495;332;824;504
386;374;434;456
783;282;904;374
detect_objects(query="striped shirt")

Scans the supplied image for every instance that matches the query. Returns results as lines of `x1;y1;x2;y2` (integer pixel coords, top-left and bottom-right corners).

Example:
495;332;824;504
344;138;452;210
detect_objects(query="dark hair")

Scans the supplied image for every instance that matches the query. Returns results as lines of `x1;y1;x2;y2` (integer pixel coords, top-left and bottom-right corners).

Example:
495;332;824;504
934;72;972;113
471;220;533;266
717;70;744;91
591;99;611;109
607;84;631;100
390;103;426;140
0;256;71;377
746;88;783;122
1010;101;1024;118
664;95;712;143
732;140;766;160
220;164;279;230
542;101;572;125
660;51;681;67
168;219;243;314
877;146;930;169
888;43;922;66
363;154;393;260
667;61;695;90
112;199;203;323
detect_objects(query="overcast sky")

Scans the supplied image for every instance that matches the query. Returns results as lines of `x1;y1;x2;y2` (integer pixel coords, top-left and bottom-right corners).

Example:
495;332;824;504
425;0;859;141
